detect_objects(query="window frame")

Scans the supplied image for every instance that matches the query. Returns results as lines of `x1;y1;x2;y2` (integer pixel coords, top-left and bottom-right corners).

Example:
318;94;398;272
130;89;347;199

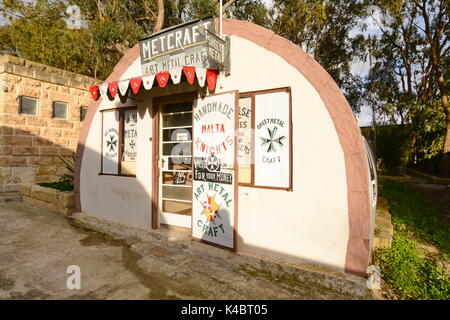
238;87;293;191
52;101;68;120
80;106;88;121
19;96;39;116
99;106;138;178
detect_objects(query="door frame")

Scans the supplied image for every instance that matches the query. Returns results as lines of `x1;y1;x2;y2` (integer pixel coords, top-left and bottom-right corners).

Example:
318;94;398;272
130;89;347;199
151;91;198;230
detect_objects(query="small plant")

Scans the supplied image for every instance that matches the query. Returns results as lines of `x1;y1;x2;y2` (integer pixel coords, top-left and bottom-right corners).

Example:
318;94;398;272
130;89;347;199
39;178;73;192
374;180;450;300
37;154;76;192
58;154;76;182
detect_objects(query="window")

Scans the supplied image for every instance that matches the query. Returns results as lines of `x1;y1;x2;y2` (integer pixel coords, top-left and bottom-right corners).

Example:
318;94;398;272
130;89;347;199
101;108;137;176
237;88;292;190
238;96;253;184
20;96;38;115
80;106;88;121
53;101;68;119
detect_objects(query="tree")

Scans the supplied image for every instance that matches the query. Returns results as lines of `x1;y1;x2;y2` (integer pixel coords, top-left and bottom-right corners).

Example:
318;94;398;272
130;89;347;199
271;0;370;113
366;0;449;167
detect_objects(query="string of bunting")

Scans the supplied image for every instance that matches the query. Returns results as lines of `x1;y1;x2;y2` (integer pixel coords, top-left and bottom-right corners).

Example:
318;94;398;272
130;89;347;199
89;66;219;101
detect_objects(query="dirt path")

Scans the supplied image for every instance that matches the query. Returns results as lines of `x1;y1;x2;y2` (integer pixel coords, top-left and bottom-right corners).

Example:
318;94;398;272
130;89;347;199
0;200;372;300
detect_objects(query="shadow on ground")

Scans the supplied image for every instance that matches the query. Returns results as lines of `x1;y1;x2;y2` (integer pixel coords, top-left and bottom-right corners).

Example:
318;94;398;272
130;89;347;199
0;200;374;300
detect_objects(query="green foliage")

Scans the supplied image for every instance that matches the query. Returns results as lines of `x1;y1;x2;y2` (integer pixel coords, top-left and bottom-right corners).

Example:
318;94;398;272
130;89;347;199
272;0;369;113
382;180;449;253
58;154;76;182
39;178;74;192
376;126;410;170
37;153;76;191
410;100;446;160
373;180;450;299
366;0;449;158
375;231;449;300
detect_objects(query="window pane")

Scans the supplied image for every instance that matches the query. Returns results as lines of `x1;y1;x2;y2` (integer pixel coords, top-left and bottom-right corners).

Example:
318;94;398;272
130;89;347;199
53;102;68;119
238;96;252;184
121;109;137;175
20;96;38;115
161;102;192;114
162;200;191;215
80;106;88;121
162;171;193;186
162;112;192;128
162;185;192;201
162;127;192;142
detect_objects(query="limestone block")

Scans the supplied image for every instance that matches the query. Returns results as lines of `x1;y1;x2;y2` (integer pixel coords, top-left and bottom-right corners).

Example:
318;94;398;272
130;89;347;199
59;191;75;208
373;236;392;249
45;201;58;212
11;166;35;183
18;183;31;196
0;184;19;192
59;207;74;216
0;167;11;177
30;184;58;203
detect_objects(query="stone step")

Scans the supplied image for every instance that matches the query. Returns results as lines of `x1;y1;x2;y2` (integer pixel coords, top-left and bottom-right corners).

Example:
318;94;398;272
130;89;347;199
0;192;22;202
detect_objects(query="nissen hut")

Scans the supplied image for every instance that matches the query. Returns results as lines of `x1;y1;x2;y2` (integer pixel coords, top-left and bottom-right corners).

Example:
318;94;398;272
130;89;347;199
76;18;377;276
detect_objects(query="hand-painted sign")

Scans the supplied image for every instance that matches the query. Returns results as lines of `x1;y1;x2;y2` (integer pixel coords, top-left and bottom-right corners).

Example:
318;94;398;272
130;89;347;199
206;30;231;75
123;109;137;162
139;18;216;76
173;171;188;185
193;156;233;184
207;30;225;65
192;91;238;250
237;97;252;182
254;90;291;189
102;110;119;174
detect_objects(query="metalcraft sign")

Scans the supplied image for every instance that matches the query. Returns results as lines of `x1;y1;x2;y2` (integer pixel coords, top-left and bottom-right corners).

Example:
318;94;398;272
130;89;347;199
206;30;226;66
192;91;238;250
139;18;216;76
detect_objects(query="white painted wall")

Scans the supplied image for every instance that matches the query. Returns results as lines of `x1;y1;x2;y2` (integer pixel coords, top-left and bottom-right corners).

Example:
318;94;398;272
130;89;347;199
80;36;349;270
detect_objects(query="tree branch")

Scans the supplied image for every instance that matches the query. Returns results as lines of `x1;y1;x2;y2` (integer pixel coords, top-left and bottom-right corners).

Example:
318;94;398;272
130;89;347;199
153;0;164;33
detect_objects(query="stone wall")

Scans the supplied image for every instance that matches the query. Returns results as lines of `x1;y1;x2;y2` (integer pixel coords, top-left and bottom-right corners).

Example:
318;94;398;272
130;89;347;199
19;183;75;216
0;55;97;192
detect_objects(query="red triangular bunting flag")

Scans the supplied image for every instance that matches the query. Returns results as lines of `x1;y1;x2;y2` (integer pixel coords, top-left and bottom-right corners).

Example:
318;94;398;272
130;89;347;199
156;71;170;87
183;66;196;85
206;69;219;91
90;85;99;100
130;77;142;94
108;81;119;98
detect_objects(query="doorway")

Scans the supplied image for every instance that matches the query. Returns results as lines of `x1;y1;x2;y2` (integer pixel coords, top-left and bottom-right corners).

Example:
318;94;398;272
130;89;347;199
157;100;194;229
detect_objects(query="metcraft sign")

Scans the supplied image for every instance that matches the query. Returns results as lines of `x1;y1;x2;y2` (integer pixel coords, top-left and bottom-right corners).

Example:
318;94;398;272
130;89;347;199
139;18;216;76
192;91;238;250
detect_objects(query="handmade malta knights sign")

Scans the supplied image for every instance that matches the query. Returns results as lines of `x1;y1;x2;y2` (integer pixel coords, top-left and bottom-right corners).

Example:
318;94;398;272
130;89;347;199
192;91;238;250
139;18;216;76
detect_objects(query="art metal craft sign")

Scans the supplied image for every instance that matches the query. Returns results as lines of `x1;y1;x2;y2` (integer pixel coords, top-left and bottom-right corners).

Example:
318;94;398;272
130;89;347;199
139;18;216;76
192;91;238;250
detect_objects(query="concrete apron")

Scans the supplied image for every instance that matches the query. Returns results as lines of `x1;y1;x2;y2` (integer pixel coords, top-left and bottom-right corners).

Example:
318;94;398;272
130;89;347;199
0;199;376;299
72;212;375;300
